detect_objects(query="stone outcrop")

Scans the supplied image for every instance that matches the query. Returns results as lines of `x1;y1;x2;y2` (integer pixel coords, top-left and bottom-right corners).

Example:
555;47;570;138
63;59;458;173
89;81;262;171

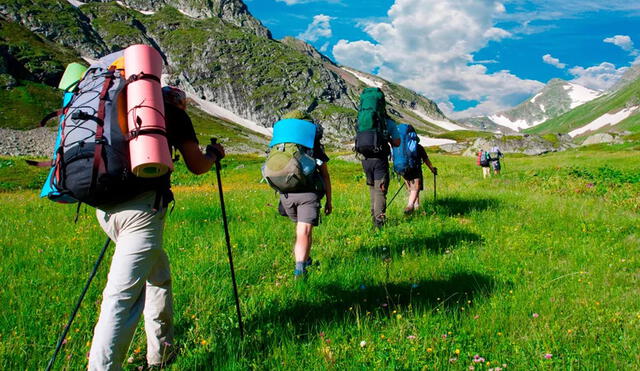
581;133;624;146
462;134;576;156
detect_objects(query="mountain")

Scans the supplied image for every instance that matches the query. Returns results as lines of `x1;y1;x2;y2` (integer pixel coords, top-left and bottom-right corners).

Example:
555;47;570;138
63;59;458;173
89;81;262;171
609;63;640;92
525;76;640;137
457;116;516;134
0;0;461;147
485;79;601;132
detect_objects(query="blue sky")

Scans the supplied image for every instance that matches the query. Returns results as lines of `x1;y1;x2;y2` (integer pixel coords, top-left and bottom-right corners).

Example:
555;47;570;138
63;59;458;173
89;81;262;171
245;0;640;117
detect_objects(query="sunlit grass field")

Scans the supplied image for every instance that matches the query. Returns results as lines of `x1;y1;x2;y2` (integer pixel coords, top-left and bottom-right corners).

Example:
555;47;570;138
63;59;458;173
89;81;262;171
1;149;639;369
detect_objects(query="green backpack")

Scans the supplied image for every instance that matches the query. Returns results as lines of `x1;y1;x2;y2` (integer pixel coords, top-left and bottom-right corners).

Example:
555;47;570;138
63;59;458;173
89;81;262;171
262;143;322;194
357;87;387;131
355;87;389;157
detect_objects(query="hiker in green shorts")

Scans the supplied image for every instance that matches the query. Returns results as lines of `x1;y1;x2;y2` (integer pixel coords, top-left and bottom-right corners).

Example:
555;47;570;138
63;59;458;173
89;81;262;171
262;110;332;279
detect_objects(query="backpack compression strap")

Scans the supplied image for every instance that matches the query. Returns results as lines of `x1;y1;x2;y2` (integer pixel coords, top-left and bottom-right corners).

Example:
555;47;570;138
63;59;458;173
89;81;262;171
90;67;116;192
126;72;161;84
39;110;64;127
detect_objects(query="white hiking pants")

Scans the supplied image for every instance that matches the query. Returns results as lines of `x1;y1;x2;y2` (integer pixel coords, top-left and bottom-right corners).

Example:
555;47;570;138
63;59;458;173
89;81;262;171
89;191;173;370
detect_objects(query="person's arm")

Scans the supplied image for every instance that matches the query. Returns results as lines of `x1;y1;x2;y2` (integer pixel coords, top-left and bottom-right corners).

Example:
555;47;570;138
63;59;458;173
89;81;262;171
423;155;437;175
419;145;437;174
319;162;332;215
176;140;225;175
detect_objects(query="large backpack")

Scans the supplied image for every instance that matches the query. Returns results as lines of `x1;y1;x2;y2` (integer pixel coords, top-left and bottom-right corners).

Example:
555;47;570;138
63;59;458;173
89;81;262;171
36;52;153;207
392;124;419;175
354;87;388;157
479;151;490;167
262;119;323;194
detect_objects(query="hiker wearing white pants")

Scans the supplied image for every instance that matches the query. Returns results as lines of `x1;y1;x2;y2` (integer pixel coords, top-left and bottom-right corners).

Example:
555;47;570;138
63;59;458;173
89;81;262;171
88;87;224;370
89;191;172;369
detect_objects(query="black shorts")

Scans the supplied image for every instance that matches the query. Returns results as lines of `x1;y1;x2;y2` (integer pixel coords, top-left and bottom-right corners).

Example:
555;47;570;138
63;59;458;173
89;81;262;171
402;166;423;191
361;158;390;186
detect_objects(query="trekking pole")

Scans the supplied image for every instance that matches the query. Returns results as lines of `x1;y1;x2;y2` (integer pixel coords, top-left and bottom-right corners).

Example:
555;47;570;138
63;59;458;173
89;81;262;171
386;182;405;209
433;172;437;203
46;237;111;371
210;138;244;338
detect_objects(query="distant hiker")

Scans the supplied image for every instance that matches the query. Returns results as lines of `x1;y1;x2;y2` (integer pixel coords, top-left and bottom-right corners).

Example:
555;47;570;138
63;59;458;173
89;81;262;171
89;86;225;370
354;87;400;228
477;150;491;178
489;146;504;175
262;110;332;279
391;124;437;214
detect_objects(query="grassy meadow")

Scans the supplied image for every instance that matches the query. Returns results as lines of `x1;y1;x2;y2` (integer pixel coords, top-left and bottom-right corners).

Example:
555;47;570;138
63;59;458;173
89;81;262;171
1;148;639;369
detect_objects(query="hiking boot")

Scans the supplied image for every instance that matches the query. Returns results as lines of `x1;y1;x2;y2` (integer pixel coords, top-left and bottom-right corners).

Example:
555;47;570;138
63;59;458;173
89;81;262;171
303;257;313;269
146;351;177;370
294;268;307;280
373;215;386;228
403;206;414;215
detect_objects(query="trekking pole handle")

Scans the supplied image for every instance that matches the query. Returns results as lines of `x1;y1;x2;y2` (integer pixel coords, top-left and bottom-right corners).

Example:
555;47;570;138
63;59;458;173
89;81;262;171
209;138;223;163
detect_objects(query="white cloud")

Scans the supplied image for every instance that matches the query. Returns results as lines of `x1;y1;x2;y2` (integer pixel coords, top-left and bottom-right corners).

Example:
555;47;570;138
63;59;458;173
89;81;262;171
297;14;334;42
542;54;566;69
319;42;330;53
569;62;628;91
333;0;543;118
604;35;639;56
501;1;640;23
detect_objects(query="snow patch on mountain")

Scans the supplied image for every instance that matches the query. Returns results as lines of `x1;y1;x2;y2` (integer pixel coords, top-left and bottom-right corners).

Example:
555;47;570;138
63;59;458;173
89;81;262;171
417;136;457;146
113;1;156;14
342;68;384;88
530;92;543;103
488;114;545;131
568;107;638;137
564;83;602;109
190;95;273;137
67;0;86;7
412;109;466;131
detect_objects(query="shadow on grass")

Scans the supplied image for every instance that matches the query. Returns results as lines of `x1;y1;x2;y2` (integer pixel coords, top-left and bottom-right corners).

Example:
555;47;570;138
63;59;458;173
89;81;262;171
251;272;495;329
358;230;483;257
190;272;496;368
434;197;500;216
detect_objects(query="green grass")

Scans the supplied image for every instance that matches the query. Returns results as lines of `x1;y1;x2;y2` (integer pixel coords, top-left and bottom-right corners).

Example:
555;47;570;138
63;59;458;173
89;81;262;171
435;130;494;141
1;149;639;369
0;81;61;129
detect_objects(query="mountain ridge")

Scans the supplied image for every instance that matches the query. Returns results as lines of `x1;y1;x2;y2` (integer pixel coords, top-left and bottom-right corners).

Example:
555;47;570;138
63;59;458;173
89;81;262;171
0;0;458;145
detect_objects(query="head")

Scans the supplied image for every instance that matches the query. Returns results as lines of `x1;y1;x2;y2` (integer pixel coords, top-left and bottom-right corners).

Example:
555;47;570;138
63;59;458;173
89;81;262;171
162;86;187;110
282;109;313;122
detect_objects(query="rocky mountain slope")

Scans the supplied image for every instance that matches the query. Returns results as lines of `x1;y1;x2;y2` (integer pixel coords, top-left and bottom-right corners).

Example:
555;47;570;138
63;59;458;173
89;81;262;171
609;63;640;92
0;0;457;148
464;79;601;133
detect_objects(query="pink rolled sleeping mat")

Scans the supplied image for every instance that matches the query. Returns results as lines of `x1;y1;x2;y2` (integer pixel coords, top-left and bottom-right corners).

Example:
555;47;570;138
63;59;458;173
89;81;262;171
124;44;173;178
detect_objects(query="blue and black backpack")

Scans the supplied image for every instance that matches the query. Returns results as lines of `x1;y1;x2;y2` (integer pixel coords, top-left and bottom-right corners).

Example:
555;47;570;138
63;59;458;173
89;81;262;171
392;123;419;176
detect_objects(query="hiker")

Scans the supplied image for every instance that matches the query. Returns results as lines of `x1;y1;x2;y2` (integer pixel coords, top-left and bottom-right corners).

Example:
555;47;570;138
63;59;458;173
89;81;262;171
477;150;491;178
354;87;400;228
88;86;225;370
262;110;332;279
401;144;437;214
490;145;503;175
